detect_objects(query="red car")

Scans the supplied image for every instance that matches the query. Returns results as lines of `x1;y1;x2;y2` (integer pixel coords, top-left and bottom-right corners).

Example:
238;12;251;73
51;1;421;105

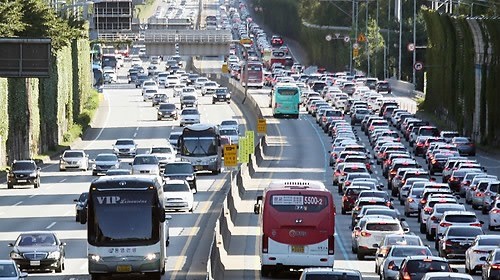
341;186;371;214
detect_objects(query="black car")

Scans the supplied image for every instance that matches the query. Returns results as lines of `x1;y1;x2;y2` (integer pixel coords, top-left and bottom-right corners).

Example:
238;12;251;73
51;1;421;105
187;73;199;85
157;103;178;120
397;256;455;280
9;232;66;273
163;162;197;192
7;160;41;189
376;81;392;94
128;71;138;84
135;74;149;88
73;192;88;222
438;225;484;259
212;87;231;104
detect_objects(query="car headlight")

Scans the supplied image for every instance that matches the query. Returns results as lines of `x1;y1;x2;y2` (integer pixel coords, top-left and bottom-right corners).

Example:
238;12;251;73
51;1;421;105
209;158;217;163
144;253;159;261
10;252;23;259
113;147;119;151
158;112;163;115
90;254;101;262
130;147;136;151
186;176;194;180
213;94;217;98
47;251;61;259
30;172;37;177
226;94;231;98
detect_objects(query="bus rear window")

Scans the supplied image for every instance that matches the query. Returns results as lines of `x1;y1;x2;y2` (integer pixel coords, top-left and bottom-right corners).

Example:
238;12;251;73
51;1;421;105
277;89;299;95
270;194;328;212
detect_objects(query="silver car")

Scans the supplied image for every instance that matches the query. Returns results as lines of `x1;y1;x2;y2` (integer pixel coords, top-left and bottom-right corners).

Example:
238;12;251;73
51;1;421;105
130;155;160;175
148;145;176;170
179;108;201;127
380;245;432;280
59;150;89;171
91;153;120;176
0;259;28;279
112;138;137;157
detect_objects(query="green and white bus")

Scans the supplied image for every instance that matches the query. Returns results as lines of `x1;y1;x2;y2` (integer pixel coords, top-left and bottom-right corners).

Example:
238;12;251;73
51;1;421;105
269;83;301;119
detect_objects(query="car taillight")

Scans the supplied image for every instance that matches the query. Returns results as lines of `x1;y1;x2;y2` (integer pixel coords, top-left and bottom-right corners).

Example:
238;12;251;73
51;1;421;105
420;199;427;204
476;192;484;197
431;159;437;164
328;235;335;255
387;261;396;270
424;207;433;213
445;240;453;246
449;176;457;182
360;231;372;237
439;222;452;227
491;209;500;214
470;223;482;227
491;264;500;269
402;271;411;280
342;196;348;202
430;216;439;221
262;234;268;253
390;170;397;175
345;181;351;186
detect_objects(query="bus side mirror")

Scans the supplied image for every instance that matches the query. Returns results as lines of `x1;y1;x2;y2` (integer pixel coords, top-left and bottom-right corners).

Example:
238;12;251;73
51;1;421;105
254;195;263;214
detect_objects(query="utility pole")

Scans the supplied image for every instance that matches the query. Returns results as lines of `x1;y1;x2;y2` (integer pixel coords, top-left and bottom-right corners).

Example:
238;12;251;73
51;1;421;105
366;0;370;76
398;0;402;80
412;0;417;85
351;0;355;74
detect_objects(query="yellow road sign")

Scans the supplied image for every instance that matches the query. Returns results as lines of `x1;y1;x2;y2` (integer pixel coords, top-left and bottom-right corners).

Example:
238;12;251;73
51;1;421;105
357;33;366;42
223;144;238;167
246;131;254;154
353;48;359;57
238;137;249;163
257;119;267;134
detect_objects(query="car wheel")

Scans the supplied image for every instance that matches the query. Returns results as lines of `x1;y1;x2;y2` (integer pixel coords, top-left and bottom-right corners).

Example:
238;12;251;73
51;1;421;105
482;207;489;215
34;180;40;189
92;171;97;176
212;101;215;104
341;208;346;215
419;223;426;234
261;265;271;277
357;252;364;260
426;231;434;241
489;224;495;231
76;211;80;222
55;259;63;273
7;183;13;189
404;211;410;217
472;204;479;210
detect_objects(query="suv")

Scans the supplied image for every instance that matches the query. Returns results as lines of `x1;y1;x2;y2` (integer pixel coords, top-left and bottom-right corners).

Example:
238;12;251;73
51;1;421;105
437;226;484;259
424;204;466;240
59;150;90;171
163;162;197;192
397;256;454;280
212;87;231;104
6;160;41;189
73;192;88;222
353;217;405;260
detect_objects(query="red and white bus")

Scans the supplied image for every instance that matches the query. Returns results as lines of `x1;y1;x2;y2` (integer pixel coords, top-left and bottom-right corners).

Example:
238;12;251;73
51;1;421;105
240;61;264;88
254;179;336;276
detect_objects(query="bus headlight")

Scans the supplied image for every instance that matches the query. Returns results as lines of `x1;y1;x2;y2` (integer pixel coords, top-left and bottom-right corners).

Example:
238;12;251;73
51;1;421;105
90;254;101;262
145;253;159;261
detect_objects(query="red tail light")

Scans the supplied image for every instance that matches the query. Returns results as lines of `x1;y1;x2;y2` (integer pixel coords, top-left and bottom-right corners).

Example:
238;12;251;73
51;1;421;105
449;176;458;182
360;231;372;237
439;222;452;227
430;216;439;221
328;235;335;255
417;142;424;147
491;264;500;269
387;260;396;270
402;271;411;280
424;207;433;213
431;159;437;164
262;234;268;253
420;199;427;204
491;209;500;214
342;196;348;202
345;181;351;186
445;240;453;246
470;223;482;227
476;192;485;197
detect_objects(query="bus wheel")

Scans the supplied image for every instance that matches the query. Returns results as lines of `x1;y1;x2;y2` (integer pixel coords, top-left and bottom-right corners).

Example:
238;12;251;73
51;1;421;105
146;272;161;280
212;169;220;175
261;265;271;277
90;274;103;280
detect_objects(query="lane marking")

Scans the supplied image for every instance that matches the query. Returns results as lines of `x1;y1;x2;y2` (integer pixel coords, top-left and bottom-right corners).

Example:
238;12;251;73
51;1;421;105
29;194;37;198
60;179;66;183
133;132;137;138
83;93;111;150
13;201;23;206
170;173;229;279
46;222;56;229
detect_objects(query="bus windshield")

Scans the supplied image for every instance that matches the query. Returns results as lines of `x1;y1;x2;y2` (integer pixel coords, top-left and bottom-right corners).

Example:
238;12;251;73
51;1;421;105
88;191;160;246
181;137;218;156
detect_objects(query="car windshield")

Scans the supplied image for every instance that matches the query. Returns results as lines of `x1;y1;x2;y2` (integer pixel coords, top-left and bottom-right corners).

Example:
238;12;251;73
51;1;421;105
17;233;56;246
12;161;36;170
165;164;192;174
391;247;431;257
95;155;117;161
160;104;176;110
386;236;421;245
133;156;158;165
64;151;84;158
406;260;449;273
302;275;361;280
0;263;17;277
163;183;190;192
151;147;172;154
445;215;476;223
448;227;483;236
365;209;396;218
116;140;134;145
359;192;388;199
478;238;500;246
182;109;199;115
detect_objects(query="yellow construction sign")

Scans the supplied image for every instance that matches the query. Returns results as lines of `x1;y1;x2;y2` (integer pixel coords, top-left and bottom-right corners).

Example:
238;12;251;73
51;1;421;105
223;144;238;167
353;48;359;57
257;119;267;134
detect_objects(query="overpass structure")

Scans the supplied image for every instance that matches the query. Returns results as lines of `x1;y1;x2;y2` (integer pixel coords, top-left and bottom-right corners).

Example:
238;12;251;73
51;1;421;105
98;29;233;56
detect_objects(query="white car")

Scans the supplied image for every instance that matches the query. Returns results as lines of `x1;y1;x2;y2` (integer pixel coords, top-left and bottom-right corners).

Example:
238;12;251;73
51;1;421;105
173;84;188;97
421;272;472;280
59;150;90;171
142;80;159;95
435;210;481;240
157;72;169;86
201;81;219;96
193;77;209;89
0;259;28;279
179;108;201;126
163;180;194;212
219;119;239;133
465;235;500;274
227;55;239;64
130;154;160;175
379;245;432;280
425;203;465;240
165;75;181;88
219;127;239;145
103;69;117;83
143;88;158;101
489;200;500;230
353;216;405;260
113;138;137;157
148;145;176;170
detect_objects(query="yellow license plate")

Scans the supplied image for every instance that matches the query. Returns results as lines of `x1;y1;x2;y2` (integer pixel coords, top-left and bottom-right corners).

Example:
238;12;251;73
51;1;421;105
291;245;304;253
116;265;132;273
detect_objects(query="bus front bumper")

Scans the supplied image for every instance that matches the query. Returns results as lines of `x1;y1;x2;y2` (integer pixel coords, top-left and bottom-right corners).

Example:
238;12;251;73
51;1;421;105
88;255;161;274
261;253;334;268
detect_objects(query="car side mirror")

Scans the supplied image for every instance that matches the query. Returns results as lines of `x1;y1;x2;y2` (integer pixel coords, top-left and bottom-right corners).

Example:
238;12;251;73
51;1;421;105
480;221;484;224
37;167;41;171
73;199;78;202
8;243;14;247
165;214;172;221
377;253;384;258
354;226;361;231
403;228;410;233
254;203;260;214
19;272;28;278
61;242;67;246
437;233;443;237
372;243;379;248
129;162;133;166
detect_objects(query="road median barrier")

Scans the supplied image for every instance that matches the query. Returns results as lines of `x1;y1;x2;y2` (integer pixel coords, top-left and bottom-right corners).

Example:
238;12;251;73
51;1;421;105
219;204;232;252
226;182;238;225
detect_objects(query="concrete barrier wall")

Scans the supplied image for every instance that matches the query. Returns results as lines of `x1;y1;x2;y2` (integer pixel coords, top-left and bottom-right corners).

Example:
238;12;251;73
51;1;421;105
388;77;424;99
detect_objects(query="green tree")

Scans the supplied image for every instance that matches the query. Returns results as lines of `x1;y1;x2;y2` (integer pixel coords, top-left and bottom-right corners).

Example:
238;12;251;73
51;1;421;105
0;0;26;36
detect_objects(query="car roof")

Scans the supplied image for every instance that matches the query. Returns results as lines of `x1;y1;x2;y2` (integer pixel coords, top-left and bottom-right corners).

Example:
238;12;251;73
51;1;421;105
165;179;188;185
422;272;472;279
301;267;361;275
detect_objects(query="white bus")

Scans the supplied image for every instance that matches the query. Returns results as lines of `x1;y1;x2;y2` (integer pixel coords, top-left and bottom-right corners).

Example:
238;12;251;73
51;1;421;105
81;175;169;280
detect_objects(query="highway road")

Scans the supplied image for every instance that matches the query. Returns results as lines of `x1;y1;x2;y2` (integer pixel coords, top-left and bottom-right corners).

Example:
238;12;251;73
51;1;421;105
0;56;250;280
220;82;500;279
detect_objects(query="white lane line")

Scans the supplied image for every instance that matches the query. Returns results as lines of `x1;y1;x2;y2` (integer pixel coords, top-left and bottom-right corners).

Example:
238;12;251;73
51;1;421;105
13;201;23;206
29;194;37;198
83;93;111;150
46;222;56;229
60;179;66;183
133;132;137;138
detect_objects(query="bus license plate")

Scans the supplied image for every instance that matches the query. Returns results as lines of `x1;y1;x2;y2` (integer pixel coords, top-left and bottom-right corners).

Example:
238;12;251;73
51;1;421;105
116;265;132;272
195;165;203;170
291;245;304;253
